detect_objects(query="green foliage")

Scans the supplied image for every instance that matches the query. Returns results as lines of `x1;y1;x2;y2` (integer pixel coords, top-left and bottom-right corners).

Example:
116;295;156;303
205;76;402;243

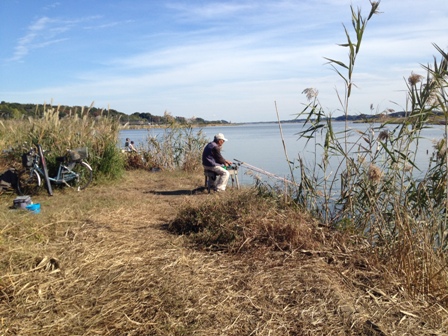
0;102;27;119
93;141;125;180
0;101;125;120
0;102;231;125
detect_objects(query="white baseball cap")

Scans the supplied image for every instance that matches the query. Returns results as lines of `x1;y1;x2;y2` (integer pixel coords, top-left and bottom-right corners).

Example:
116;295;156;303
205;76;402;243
215;133;228;141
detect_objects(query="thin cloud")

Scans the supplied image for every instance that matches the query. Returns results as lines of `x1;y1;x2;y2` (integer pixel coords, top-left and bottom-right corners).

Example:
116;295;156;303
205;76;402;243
9;15;105;62
43;2;61;11
83;19;135;30
166;2;255;19
10;17;52;61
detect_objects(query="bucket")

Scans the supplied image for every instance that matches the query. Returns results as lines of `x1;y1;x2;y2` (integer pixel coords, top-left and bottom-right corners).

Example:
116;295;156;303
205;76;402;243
26;203;41;214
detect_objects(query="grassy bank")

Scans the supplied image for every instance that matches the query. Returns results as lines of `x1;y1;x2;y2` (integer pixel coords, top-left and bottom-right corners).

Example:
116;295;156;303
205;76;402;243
0;170;446;335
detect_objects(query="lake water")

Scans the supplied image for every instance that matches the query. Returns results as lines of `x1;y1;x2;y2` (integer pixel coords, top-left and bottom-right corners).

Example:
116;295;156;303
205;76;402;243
120;122;446;186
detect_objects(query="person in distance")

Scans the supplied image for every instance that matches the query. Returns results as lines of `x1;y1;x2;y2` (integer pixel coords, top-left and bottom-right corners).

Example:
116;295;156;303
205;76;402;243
128;141;138;152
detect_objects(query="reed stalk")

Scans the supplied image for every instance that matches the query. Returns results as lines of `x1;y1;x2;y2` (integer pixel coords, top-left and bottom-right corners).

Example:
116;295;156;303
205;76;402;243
275;101;296;186
293;0;448;296
133;121;207;172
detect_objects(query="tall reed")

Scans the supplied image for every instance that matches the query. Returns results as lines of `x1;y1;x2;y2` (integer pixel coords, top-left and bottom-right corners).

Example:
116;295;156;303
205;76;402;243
130;121;208;172
294;0;448;296
0;103;125;181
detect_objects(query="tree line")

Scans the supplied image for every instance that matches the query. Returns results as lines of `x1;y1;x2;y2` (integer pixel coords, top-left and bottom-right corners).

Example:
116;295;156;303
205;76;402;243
0;101;230;125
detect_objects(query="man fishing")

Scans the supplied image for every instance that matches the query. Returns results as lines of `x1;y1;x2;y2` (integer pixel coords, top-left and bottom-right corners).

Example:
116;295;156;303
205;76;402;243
202;133;232;192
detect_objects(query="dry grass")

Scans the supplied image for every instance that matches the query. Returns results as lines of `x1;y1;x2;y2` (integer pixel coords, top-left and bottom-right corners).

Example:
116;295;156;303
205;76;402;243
0;170;447;335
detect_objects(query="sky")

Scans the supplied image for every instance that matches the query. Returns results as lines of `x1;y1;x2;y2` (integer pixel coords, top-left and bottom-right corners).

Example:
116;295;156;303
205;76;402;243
1;0;447;123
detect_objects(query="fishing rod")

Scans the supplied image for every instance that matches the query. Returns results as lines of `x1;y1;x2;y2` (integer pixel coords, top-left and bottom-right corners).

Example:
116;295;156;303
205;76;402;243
233;159;297;186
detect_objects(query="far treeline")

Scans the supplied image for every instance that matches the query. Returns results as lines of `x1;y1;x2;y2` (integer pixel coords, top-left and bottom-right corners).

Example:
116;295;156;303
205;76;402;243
0;101;231;126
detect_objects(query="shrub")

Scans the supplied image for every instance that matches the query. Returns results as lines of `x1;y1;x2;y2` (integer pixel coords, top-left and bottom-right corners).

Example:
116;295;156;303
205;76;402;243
169;189;316;252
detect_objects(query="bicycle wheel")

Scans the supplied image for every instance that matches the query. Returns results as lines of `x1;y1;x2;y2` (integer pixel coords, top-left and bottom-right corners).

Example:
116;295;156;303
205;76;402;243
69;161;93;190
17;169;42;196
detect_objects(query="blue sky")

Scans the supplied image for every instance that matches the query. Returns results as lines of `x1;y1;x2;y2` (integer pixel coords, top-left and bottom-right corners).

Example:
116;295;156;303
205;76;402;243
1;0;447;122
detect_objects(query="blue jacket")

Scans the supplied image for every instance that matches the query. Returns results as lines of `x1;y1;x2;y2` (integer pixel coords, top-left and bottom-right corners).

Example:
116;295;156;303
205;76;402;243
202;141;226;167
